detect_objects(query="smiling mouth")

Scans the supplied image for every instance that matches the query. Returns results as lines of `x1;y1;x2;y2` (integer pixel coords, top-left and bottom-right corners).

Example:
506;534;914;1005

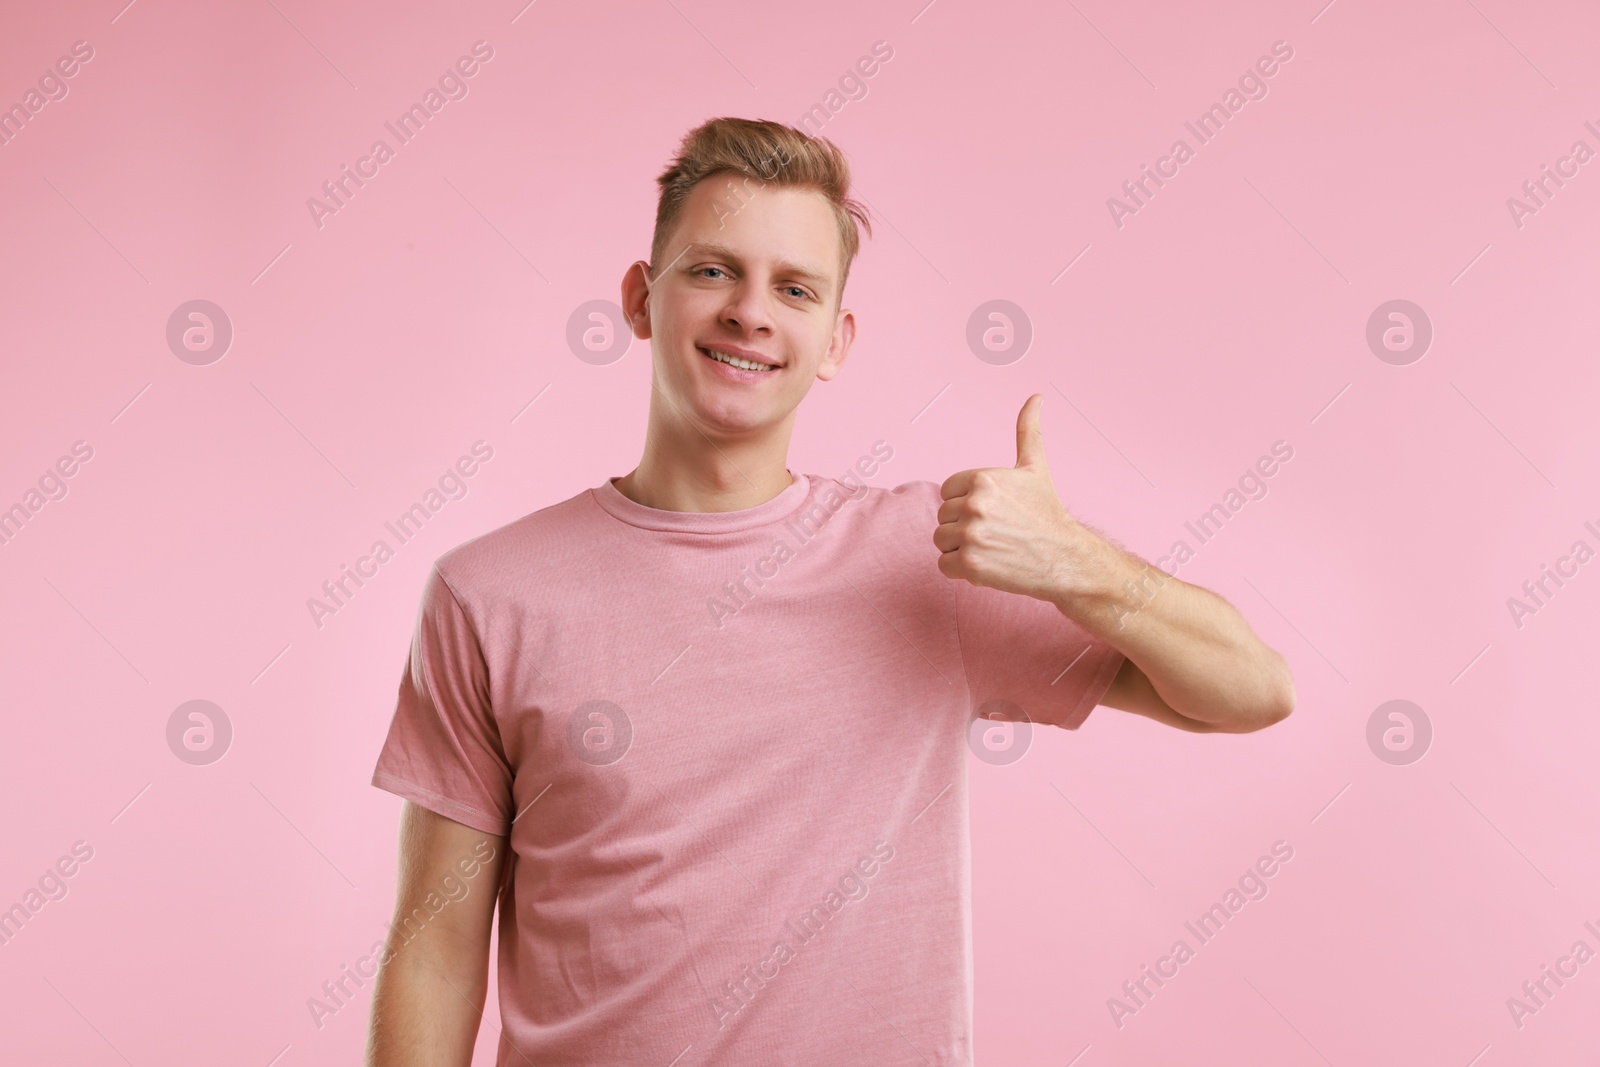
698;346;780;372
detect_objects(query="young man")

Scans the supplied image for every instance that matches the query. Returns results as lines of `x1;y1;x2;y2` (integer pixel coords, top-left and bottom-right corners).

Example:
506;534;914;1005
365;117;1294;1066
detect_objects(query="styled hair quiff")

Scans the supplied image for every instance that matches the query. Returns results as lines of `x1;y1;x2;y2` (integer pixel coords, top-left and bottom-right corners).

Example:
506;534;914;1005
649;117;873;301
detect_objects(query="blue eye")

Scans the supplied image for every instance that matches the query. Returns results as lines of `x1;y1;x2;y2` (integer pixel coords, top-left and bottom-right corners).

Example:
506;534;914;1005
692;267;809;301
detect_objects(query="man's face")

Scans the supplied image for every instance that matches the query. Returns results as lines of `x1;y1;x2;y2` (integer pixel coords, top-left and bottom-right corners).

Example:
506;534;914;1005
628;177;855;438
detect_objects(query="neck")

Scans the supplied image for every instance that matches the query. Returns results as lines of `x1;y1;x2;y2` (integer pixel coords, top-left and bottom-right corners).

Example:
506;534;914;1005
614;407;797;514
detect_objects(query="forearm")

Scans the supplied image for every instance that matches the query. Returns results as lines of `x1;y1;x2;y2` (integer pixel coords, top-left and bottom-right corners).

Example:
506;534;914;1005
365;943;489;1067
1052;537;1294;730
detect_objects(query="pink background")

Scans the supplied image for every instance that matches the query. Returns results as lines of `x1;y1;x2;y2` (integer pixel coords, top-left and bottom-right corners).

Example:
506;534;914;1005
2;0;1597;1063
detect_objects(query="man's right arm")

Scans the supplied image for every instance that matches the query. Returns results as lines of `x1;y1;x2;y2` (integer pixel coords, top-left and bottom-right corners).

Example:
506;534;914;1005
365;800;509;1067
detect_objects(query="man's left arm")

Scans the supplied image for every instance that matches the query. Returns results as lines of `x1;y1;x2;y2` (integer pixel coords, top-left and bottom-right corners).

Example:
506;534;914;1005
935;394;1296;735
1050;547;1295;734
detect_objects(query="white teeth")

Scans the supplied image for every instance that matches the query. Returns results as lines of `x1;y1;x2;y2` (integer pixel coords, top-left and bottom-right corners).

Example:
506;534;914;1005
703;348;775;372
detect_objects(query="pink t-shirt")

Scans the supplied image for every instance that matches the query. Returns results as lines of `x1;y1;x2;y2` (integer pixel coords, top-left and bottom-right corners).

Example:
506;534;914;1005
371;472;1123;1065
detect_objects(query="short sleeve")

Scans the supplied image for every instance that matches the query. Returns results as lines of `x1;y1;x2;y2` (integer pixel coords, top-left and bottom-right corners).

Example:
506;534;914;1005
953;577;1125;731
370;563;514;836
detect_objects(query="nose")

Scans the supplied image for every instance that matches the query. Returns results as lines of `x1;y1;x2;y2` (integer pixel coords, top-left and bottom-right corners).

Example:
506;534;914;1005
720;277;775;335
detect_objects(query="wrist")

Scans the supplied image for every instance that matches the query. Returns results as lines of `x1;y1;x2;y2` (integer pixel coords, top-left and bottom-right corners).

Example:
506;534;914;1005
1052;537;1170;632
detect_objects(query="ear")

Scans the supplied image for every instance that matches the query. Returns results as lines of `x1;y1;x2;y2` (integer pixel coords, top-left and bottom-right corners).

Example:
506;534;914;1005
620;260;654;339
816;308;857;382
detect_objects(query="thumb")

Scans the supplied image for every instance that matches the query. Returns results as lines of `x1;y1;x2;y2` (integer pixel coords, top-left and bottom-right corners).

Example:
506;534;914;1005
1015;393;1047;470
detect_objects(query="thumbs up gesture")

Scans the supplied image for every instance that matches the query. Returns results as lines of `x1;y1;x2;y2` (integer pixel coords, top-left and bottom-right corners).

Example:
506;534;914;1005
936;394;1113;604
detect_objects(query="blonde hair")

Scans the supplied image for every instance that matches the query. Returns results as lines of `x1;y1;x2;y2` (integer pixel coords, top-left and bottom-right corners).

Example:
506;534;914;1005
650;117;873;301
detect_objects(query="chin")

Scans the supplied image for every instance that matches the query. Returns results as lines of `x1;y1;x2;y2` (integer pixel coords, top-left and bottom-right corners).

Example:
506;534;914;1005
688;386;779;429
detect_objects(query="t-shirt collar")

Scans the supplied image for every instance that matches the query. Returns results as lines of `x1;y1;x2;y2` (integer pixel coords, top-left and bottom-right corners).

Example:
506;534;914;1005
590;470;813;533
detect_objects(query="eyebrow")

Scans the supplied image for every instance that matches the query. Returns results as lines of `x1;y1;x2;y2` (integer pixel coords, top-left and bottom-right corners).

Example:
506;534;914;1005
677;241;835;293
